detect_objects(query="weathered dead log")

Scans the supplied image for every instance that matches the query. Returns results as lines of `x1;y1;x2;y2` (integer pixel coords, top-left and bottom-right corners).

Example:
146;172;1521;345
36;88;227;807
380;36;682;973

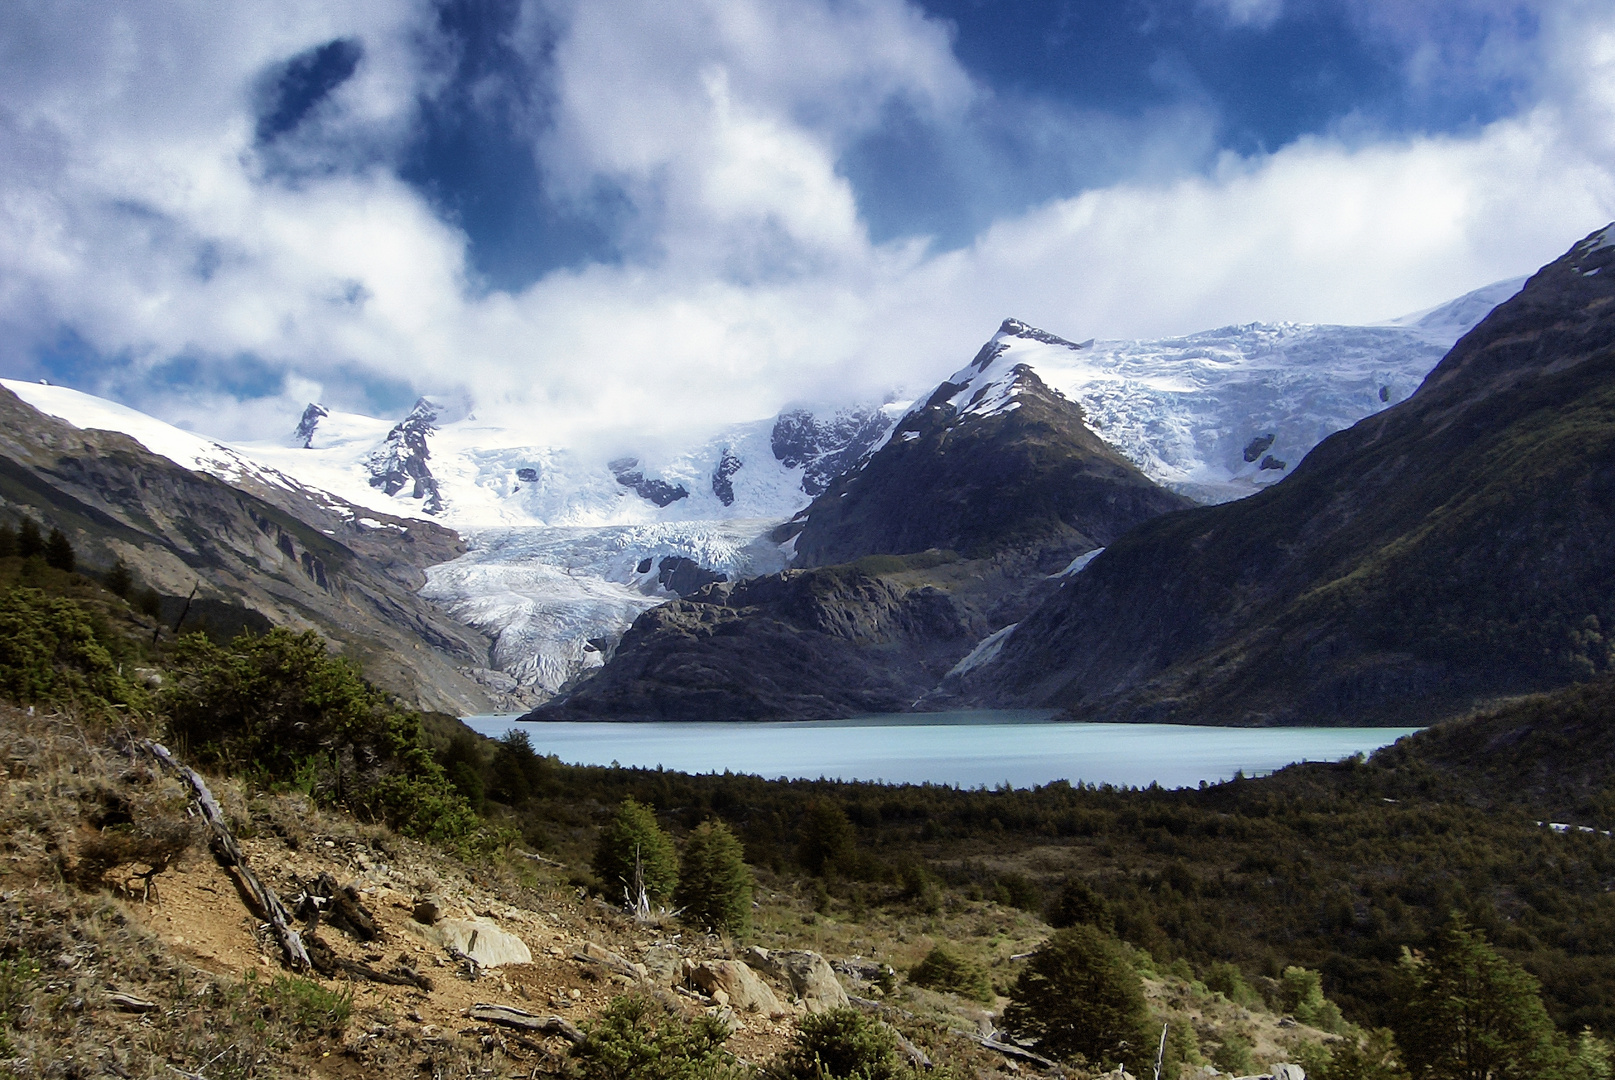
467;1003;585;1044
965;1033;1060;1070
107;991;159;1013
140;740;311;972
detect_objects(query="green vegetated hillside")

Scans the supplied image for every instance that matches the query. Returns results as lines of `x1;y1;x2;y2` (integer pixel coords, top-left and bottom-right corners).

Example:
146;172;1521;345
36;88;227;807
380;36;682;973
0;386;501;714
963;226;1615;726
7;550;1615;1079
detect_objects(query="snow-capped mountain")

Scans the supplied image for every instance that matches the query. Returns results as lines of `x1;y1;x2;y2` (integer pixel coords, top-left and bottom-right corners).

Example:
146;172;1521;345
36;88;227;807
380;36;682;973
0;274;1525;703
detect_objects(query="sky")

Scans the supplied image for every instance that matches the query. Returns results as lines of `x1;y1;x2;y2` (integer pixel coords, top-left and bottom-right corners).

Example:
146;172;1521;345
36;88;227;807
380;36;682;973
2;0;1614;445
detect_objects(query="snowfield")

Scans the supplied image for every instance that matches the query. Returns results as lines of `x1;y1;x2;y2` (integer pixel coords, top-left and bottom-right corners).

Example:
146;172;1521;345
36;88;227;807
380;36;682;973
0;274;1525;701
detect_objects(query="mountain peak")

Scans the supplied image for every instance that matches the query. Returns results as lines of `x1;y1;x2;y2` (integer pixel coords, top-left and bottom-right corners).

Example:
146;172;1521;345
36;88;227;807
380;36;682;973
293;403;328;448
996;318;1089;350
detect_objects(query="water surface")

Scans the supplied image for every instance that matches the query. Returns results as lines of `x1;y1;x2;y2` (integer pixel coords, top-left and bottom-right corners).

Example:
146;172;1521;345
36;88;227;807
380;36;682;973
461;710;1420;790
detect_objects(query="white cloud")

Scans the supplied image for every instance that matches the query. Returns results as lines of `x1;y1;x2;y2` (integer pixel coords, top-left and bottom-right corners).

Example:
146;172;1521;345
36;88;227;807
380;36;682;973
1201;0;1285;30
0;0;1613;450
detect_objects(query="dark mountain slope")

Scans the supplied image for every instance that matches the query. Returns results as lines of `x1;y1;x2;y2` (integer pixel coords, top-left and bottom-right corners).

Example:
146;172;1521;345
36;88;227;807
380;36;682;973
0;387;501;713
526;562;986;721
962;226;1615;725
793;320;1190;567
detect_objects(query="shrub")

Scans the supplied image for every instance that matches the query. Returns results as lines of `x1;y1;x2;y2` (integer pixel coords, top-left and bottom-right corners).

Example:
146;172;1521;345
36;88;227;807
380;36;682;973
1203;961;1261;1008
1048;879;1110;930
162;627;477;844
0;523;15;559
256;972;352;1036
1002;925;1154;1073
676;819;754;936
0;587;144;710
103;559;133;598
772;1006;906;1080
909;946;993;1002
1295;1029;1409;1080
1281;965;1345;1032
594;798;678;909
1393;917;1574;1080
572;994;741;1080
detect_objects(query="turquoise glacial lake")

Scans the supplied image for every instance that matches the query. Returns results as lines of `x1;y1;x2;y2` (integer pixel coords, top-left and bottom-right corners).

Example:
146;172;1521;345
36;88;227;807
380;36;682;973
460;710;1421;790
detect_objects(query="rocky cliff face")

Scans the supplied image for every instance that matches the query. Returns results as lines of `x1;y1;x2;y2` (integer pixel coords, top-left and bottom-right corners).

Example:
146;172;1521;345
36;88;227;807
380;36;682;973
366;398;445;515
958;226;1615;726
792;320;1191;567
0;387;502;713
525;565;987;721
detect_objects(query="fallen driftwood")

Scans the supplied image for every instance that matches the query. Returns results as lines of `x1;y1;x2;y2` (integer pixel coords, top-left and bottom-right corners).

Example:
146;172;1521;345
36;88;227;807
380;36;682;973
140;740;311;972
891;1026;933;1070
467;1003;585;1044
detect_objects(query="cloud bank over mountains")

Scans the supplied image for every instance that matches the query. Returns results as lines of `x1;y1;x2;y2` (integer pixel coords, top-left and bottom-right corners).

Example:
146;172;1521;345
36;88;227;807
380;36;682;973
1;1;1613;444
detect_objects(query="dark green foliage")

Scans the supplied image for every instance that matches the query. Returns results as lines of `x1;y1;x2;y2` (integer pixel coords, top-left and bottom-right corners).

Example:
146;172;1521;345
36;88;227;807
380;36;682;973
135;586;161;619
438;731;487;811
488;728;548;806
593;798;678;906
43;528;74;573
1393;918;1573;1080
571;994;740;1080
15;519;42;559
0;524;15;559
676;820;754;936
1003;925;1153;1072
1049;879;1110;930
103;559;132;598
909;946;993;1002
773;1007;906;1080
798;800;855;875
161;627;478;845
0;587;143;709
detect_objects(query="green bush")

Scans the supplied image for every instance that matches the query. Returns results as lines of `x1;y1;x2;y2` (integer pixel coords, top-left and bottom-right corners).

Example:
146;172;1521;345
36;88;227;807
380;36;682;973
0;587;144;710
772;1006;906;1080
1203;961;1261;1008
1002;925;1153;1073
572;994;742;1080
909;946;993;1003
1295;1029;1409;1080
162;627;477;845
256;972;352;1036
676;820;754;936
594;798;678;908
1393;918;1574;1080
1281;965;1345;1032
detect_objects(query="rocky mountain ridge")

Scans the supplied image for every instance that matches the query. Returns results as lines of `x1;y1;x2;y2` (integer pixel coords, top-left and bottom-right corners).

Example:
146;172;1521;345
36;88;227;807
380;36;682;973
0;386;505;713
948;226;1615;725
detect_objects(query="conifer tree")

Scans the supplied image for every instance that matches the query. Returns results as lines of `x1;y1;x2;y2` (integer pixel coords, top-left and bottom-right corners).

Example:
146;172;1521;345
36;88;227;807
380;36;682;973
0;522;15;558
1394;916;1573;1080
593;797;678;913
675;819;753;935
16;518;43;559
104;558;133;597
43;528;73;572
1003;925;1154;1073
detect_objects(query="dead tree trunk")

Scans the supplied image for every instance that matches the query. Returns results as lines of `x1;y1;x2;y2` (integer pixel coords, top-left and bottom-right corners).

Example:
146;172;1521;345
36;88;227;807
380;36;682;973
141;740;312;972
